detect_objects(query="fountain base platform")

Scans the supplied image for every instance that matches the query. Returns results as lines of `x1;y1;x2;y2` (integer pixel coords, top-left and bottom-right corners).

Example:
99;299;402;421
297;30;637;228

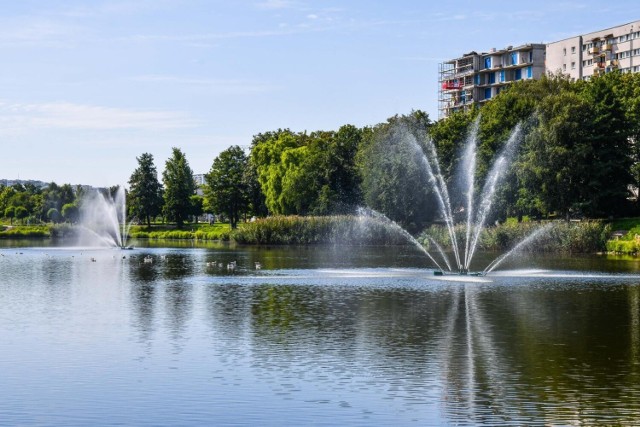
434;270;485;277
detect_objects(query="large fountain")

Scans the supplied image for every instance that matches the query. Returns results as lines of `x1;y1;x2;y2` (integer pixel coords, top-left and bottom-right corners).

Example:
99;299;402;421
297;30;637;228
361;118;552;276
78;186;133;249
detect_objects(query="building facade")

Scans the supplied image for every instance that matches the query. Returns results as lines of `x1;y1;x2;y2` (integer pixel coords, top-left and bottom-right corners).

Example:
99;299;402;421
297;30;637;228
438;20;640;119
546;20;640;80
438;44;546;119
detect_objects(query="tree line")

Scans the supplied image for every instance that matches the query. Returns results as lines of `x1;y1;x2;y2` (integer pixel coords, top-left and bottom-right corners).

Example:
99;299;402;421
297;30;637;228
2;72;640;232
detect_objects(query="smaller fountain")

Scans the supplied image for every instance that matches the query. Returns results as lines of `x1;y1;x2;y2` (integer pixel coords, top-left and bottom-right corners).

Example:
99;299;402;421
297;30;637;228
78;186;134;249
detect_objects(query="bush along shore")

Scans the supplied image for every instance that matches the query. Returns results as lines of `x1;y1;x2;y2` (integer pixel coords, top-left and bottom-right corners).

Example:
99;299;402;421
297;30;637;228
1;216;628;254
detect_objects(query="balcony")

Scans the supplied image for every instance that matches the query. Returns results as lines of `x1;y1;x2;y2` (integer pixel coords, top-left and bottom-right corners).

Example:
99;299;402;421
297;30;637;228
604;43;613;51
591;46;600;55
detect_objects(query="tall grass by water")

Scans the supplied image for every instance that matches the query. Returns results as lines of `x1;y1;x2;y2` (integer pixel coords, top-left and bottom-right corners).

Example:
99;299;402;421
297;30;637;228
232;215;408;245
420;220;610;254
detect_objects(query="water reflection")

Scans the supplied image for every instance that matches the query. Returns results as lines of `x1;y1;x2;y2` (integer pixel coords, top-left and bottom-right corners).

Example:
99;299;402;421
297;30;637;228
2;244;640;425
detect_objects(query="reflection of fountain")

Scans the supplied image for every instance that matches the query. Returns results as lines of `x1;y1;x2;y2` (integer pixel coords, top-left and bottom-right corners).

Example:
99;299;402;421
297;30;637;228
79;186;133;248
361;119;551;275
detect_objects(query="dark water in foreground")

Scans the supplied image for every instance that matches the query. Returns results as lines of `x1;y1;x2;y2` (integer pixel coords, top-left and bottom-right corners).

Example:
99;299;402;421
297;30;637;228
1;240;640;426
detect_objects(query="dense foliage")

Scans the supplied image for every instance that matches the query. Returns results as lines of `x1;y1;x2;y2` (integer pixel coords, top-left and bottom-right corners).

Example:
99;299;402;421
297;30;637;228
128;153;163;227
3;72;640;249
162;147;195;227
205;145;249;229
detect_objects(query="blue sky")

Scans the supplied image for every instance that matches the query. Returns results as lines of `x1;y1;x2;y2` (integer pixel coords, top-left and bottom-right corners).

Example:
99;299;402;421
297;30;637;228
1;0;639;187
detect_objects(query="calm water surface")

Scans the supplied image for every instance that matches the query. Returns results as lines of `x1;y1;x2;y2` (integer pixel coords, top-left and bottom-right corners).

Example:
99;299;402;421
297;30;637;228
1;240;640;426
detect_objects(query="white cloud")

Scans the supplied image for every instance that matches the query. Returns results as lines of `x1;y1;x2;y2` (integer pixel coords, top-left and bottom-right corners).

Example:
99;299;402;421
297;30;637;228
0;101;199;131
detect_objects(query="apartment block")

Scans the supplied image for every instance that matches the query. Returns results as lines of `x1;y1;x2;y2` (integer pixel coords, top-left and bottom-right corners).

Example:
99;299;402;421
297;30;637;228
438;44;546;119
546;20;640;80
438;20;640;119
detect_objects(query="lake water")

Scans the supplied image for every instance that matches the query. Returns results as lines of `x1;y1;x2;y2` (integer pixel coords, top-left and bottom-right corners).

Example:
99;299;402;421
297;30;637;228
1;240;640;426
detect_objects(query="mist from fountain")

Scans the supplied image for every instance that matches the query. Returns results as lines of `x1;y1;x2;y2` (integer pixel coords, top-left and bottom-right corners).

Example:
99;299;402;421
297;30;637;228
78;186;133;248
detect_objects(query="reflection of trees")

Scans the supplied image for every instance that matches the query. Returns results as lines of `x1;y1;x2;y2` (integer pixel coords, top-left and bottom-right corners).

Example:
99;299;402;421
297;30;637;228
162;254;194;280
201;275;640;425
164;281;192;342
129;259;159;343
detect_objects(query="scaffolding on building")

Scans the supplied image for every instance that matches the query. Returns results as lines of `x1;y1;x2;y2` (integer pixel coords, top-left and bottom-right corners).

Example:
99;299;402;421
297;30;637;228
438;52;478;119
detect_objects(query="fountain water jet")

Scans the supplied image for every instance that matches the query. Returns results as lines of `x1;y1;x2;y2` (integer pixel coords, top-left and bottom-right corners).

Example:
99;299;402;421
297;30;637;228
365;119;552;276
78;186;133;249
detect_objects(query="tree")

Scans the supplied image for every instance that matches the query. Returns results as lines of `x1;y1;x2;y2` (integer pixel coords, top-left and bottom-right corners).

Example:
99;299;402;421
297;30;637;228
47;208;61;224
61;203;79;223
576;72;632;217
357;114;437;232
4;206;15;225
128;153;164;227
205;145;249;228
14;206;28;224
190;195;204;223
162;147;195;227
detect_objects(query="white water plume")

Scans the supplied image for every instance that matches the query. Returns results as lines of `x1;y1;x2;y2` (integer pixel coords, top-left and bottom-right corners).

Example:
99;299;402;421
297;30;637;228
357;207;444;271
461;117;480;271
464;124;522;270
483;222;555;275
404;128;462;270
78;186;132;248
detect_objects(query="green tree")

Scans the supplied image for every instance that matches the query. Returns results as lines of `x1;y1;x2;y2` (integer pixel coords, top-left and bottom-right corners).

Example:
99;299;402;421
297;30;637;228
162;147;195;227
47;208;61;224
576;72;632;217
128;153;164;226
14;206;28;224
4;206;15;225
357;112;436;232
205;145;249;228
190;195;204;223
61;203;79;223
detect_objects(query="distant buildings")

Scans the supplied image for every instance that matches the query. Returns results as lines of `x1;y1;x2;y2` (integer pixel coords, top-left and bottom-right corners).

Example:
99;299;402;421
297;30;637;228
546;20;640;80
439;44;546;118
438;20;640;119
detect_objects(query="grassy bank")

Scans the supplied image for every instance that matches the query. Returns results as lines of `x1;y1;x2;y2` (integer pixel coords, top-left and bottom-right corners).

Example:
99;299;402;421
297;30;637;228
129;223;232;241
419;220;611;254
0;225;50;239
232;215;408;245
1;216;634;255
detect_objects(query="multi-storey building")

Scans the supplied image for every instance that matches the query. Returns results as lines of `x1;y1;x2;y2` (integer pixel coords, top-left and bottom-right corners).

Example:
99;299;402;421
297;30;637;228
546;20;640;80
438;20;640;119
438;44;546;118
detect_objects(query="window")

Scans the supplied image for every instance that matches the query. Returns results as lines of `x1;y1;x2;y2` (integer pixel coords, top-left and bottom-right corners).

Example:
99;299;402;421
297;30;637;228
511;52;517;65
563;48;567;56
571;46;576;54
563;64;567;71
529;51;533;62
515;68;522;80
527;66;532;78
484;87;492;99
571;62;576;69
500;70;505;82
484;57;491;68
488;73;496;84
